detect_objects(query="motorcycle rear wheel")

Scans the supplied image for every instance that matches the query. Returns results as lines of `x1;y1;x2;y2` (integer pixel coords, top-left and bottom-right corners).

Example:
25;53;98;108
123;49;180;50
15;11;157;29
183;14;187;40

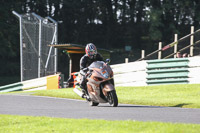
89;101;99;106
107;90;118;107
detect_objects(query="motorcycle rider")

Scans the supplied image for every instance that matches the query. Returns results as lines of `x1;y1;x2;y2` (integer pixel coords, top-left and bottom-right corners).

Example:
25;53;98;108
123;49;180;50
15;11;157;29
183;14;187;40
79;43;104;96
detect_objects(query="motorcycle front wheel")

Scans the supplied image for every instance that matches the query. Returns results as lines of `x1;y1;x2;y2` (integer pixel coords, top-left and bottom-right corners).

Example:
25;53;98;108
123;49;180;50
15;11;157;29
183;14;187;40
107;90;118;107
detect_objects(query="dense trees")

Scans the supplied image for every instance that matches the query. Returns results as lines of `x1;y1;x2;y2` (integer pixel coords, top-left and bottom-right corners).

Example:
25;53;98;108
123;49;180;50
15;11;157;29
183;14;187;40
0;0;200;84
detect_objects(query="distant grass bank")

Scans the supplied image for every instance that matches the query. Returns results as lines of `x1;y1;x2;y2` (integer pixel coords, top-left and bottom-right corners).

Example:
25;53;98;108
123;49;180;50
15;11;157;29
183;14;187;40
1;114;200;133
116;84;200;108
22;84;200;108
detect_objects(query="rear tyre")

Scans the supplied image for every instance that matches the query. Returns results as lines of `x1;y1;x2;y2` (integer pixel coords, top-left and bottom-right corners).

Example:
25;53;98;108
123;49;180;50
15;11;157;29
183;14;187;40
107;90;118;107
89;101;99;106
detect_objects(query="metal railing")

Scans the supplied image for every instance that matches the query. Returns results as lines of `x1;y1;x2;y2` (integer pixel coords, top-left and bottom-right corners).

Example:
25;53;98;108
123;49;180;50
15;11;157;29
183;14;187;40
137;27;200;61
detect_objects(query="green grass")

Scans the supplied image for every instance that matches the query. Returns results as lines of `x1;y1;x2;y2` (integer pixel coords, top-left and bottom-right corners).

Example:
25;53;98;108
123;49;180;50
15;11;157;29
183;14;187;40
32;88;82;100
116;84;200;108
0;114;200;133
26;84;200;108
1;84;200;132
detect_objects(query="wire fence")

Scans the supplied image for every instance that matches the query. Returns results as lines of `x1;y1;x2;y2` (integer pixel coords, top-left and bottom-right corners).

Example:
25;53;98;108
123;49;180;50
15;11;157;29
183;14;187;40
13;11;57;81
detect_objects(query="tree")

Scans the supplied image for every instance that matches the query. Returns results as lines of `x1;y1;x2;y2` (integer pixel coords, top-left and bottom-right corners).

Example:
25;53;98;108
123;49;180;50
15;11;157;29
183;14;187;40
1;0;200;85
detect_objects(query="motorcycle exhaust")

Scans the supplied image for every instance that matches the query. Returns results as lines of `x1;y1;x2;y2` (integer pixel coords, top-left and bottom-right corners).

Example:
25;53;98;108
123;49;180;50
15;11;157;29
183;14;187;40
73;87;84;97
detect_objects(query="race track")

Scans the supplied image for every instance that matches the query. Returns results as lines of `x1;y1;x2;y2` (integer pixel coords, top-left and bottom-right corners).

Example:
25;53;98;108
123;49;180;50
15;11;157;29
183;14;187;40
0;94;200;124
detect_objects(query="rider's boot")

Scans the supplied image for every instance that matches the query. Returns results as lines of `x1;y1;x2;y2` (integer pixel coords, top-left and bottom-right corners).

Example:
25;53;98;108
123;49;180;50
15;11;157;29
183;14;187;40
80;85;86;98
80;85;91;101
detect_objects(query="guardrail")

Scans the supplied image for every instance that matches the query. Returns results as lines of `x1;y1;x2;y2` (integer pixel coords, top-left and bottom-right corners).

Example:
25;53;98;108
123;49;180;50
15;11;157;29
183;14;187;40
146;58;189;85
111;61;147;86
111;56;200;86
0;74;62;93
0;82;23;92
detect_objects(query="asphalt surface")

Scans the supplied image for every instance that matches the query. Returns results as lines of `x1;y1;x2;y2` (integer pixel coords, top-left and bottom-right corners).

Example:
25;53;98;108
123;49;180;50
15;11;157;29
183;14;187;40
0;94;200;124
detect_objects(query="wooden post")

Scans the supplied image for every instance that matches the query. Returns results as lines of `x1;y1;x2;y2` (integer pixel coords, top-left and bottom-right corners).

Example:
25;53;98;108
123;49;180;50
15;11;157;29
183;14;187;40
125;58;128;63
141;50;145;59
67;53;72;77
174;34;178;58
158;42;162;59
190;26;194;57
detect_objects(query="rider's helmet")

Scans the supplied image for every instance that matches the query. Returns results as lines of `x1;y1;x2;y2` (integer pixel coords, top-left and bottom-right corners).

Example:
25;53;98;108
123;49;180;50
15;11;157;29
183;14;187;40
85;43;97;59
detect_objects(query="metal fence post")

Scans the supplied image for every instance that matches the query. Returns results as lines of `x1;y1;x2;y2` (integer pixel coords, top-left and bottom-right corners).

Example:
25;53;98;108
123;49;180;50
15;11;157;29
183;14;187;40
125;58;129;63
38;20;42;78
54;22;58;74
174;34;178;58
158;42;162;59
12;11;23;81
190;26;194;57
45;16;58;75
141;50;145;59
32;13;42;78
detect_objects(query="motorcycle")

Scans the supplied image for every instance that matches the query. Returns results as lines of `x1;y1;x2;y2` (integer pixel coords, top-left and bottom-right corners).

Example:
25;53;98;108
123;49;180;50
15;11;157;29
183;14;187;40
73;59;118;107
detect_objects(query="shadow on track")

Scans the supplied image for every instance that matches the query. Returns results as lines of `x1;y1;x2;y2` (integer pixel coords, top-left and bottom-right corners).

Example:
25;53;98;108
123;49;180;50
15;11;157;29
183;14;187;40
97;104;167;108
170;103;192;108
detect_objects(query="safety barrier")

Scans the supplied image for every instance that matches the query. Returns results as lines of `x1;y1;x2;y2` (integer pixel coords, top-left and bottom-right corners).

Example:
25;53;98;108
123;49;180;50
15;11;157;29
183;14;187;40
1;57;199;91
188;56;200;84
146;58;189;85
111;56;200;86
0;82;23;92
0;74;61;93
111;61;147;86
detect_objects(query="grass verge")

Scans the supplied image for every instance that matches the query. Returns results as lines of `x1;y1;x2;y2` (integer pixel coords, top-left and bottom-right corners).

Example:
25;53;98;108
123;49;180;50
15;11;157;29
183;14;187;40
25;84;200;108
116;84;200;108
1;114;200;133
2;84;200;108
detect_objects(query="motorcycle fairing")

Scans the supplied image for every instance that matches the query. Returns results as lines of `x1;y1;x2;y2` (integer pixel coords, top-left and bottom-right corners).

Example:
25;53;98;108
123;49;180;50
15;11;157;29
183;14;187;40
87;82;107;103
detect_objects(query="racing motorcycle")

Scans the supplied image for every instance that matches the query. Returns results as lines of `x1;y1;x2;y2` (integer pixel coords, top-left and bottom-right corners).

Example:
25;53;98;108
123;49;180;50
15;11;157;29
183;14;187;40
73;60;118;107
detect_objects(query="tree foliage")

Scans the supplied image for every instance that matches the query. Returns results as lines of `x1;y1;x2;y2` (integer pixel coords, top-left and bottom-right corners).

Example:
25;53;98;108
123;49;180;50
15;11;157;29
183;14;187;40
0;0;200;84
